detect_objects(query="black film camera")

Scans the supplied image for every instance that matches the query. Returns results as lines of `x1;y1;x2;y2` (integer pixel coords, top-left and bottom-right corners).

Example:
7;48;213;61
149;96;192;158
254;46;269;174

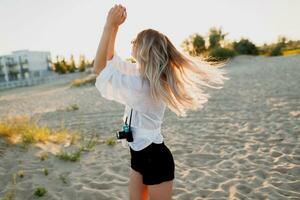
116;108;133;142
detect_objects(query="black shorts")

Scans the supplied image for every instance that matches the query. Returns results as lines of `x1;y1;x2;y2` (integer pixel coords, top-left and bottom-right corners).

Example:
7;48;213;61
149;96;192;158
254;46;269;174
129;141;175;185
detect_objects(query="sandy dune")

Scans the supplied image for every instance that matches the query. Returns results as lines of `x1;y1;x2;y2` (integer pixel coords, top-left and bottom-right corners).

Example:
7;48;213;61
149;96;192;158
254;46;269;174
0;54;299;200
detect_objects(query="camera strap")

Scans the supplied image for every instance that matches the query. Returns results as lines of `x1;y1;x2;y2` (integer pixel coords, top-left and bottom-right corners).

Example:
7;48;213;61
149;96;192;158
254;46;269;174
128;108;133;131
124;108;133;130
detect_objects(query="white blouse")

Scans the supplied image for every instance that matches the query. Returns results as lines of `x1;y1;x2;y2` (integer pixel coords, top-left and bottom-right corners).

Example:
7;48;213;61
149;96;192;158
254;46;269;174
95;51;166;151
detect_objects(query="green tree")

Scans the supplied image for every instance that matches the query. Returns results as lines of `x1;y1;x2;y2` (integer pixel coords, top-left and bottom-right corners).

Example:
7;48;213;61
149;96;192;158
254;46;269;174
208;27;228;49
79;54;86;72
61;58;69;73
181;33;206;56
233;38;258;55
54;56;67;74
69;54;76;73
208;47;236;61
270;36;287;56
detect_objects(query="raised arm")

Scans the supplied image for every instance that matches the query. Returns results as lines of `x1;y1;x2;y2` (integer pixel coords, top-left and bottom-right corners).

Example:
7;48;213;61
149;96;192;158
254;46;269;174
107;26;118;60
93;4;127;75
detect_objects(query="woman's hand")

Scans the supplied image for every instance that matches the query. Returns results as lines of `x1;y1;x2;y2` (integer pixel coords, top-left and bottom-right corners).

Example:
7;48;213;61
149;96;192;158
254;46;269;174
93;4;126;75
105;4;127;28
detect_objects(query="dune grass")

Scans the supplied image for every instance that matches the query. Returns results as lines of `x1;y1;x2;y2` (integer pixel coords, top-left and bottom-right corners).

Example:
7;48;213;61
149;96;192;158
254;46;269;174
70;74;96;87
1;173;16;200
17;170;25;178
34;187;47;197
65;103;79;111
57;149;82;162
1;191;13;200
283;48;300;56
105;137;117;146
56;134;99;162
0;114;80;148
59;173;68;184
0;113;119;163
43;168;49;176
39;151;49;161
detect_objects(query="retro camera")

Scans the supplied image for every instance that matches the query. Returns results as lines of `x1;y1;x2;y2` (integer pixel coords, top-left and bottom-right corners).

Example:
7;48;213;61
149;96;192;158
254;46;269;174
116;108;133;142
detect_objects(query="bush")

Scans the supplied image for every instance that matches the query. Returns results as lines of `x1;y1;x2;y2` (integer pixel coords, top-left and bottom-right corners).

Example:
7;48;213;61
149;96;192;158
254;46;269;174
233;39;258;55
268;36;287;56
270;43;284;56
207;47;236;61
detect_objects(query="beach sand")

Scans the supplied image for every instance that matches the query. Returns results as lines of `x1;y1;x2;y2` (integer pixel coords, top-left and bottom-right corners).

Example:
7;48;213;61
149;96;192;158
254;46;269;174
0;54;299;199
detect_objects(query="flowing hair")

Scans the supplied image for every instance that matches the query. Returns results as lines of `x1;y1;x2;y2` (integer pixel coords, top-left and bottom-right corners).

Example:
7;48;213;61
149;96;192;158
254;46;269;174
133;28;230;117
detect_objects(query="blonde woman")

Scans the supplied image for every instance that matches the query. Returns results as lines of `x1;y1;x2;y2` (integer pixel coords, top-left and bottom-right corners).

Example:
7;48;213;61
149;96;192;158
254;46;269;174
93;4;229;200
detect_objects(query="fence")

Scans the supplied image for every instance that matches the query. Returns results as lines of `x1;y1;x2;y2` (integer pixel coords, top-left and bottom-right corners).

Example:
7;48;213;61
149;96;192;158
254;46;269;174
0;71;89;91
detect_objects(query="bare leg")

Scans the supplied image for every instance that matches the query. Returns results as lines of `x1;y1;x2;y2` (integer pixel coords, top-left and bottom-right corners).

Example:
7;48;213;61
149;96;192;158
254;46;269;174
148;180;173;200
129;168;149;200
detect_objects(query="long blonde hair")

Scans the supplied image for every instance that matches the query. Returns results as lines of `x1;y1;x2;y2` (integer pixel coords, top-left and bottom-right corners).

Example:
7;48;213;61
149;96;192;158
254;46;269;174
133;28;230;117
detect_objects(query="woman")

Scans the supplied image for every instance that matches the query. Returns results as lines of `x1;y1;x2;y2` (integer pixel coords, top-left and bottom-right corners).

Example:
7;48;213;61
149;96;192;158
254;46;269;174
93;4;229;200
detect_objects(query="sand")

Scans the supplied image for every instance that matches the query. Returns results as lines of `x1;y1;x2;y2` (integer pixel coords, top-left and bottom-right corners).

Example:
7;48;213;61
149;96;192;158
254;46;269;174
0;54;299;200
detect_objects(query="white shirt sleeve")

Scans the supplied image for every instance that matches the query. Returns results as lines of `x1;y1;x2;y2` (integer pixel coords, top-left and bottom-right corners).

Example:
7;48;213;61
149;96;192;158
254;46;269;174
95;51;150;111
102;51;140;76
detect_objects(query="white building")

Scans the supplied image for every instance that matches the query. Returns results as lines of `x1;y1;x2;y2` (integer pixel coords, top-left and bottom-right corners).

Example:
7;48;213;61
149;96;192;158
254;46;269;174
0;49;53;82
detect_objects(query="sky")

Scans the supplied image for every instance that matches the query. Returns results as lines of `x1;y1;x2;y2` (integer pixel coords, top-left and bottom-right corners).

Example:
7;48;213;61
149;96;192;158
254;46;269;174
1;0;300;63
